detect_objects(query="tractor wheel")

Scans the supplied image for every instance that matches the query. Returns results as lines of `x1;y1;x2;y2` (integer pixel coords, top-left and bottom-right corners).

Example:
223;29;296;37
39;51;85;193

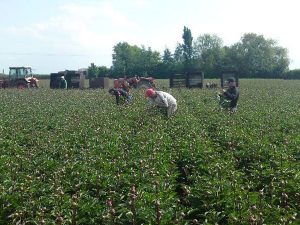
29;82;39;88
137;80;153;89
17;82;28;89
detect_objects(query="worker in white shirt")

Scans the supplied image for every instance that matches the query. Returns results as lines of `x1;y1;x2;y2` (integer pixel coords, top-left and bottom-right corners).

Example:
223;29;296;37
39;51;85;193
145;88;177;118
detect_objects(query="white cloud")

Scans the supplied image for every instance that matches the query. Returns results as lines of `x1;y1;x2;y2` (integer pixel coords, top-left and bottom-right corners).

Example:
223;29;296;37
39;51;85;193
2;0;300;72
3;2;139;57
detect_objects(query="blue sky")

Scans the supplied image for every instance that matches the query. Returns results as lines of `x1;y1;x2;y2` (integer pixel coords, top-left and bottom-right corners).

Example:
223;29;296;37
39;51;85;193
1;0;299;74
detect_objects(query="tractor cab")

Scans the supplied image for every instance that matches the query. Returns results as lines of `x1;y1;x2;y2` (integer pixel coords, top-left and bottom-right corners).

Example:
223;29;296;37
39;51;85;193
8;66;39;88
9;66;33;79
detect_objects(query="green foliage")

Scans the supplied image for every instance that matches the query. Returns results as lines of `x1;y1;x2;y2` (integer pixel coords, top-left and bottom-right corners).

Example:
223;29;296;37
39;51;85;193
111;42;161;77
182;26;194;72
158;48;176;78
284;69;300;79
162;48;173;65
87;63;110;78
229;33;289;78
193;34;224;77
1;79;299;224
98;66;110;77
87;63;99;78
218;95;231;108
106;29;290;79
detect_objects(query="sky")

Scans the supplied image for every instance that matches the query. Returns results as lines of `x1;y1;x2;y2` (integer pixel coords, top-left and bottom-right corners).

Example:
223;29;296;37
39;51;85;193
1;0;300;74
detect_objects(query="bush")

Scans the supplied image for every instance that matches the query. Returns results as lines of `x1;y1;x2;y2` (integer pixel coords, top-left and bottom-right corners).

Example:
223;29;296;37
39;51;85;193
283;69;300;79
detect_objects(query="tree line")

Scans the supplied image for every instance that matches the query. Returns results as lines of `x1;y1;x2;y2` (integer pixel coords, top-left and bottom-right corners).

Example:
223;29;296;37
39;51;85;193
88;26;295;79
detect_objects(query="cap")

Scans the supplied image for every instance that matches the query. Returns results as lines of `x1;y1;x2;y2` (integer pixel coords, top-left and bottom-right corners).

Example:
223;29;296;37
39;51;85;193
145;88;155;98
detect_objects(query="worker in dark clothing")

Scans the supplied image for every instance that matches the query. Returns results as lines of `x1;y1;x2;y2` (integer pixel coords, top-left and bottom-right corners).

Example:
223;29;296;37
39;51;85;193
219;77;239;112
109;88;133;105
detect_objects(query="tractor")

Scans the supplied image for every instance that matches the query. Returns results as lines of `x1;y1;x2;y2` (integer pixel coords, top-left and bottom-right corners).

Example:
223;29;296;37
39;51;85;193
0;66;39;89
127;76;155;88
114;76;155;90
114;76;155;91
113;78;130;91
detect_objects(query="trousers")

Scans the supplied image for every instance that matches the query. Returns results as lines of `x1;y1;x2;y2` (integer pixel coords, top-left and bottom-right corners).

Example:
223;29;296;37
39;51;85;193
167;104;177;117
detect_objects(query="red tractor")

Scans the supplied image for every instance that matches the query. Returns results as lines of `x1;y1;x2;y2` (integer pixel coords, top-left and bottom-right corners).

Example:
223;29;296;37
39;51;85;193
128;76;155;88
0;66;39;89
114;76;156;91
113;78;130;91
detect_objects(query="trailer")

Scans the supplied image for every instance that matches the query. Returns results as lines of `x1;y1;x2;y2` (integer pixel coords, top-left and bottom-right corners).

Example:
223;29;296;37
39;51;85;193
50;70;86;89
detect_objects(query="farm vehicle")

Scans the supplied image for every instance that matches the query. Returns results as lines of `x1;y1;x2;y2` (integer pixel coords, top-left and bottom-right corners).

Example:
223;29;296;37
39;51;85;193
0;66;39;89
50;70;86;89
114;76;155;90
127;76;155;88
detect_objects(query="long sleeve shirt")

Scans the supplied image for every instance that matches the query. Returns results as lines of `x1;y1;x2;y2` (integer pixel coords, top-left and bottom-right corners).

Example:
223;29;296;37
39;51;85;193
148;91;177;108
224;87;239;108
110;88;129;105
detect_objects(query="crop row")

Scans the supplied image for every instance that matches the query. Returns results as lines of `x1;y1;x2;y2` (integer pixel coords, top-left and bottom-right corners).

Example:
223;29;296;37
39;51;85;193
0;79;299;224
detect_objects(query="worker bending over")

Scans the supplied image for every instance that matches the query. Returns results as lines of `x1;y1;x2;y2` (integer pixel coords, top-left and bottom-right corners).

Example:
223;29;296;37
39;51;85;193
109;88;132;105
145;88;177;118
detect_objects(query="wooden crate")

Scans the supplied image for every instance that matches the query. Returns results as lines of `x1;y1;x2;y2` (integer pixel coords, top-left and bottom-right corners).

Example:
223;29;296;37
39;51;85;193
89;77;109;89
170;74;186;88
170;72;204;88
187;72;204;88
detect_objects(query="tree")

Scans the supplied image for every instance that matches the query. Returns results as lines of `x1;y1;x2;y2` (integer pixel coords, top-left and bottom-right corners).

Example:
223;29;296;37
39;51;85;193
112;42;134;77
162;48;174;64
98;66;110;77
271;46;289;76
173;43;185;73
193;34;224;77
111;42;161;77
139;46;161;76
87;63;99;78
158;48;175;78
182;26;193;72
284;69;300;79
173;43;184;63
87;63;110;78
230;33;290;77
